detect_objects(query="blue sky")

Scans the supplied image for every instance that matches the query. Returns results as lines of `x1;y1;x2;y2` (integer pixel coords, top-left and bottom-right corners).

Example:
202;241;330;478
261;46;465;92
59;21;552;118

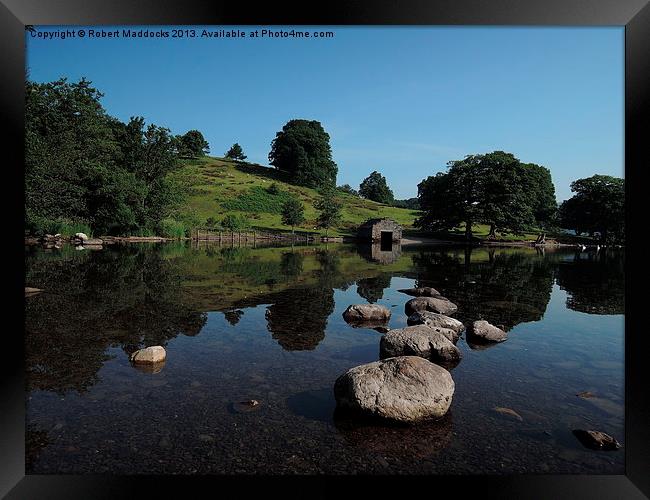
26;26;623;201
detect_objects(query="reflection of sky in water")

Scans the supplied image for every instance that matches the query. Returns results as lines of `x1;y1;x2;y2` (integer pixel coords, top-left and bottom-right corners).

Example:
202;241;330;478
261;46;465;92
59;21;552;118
25;246;624;474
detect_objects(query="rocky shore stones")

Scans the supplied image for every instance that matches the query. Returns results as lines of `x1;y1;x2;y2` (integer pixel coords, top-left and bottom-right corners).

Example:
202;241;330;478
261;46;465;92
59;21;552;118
379;325;462;365
404;296;458;316
407;311;465;337
342;304;391;326
74;232;89;241
130;346;166;365
572;430;621;450
334;356;455;423
468;320;507;343
398;287;441;297
25;287;43;297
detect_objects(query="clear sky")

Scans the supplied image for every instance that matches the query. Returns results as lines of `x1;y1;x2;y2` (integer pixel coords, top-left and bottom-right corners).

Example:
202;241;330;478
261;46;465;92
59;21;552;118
26;26;623;201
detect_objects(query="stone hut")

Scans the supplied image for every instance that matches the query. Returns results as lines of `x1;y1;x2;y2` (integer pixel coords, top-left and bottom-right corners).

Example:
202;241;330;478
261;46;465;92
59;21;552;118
357;218;402;245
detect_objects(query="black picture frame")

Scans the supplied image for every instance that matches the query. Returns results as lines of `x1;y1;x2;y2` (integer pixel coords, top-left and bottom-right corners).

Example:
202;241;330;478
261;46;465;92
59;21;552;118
2;0;647;498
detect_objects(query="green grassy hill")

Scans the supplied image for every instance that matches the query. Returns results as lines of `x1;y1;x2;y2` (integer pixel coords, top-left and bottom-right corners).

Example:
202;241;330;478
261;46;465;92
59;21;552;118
170;156;421;236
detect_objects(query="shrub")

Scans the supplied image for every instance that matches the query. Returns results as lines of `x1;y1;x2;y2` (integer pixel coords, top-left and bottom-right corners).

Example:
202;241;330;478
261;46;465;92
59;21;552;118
221;214;251;231
159;218;187;239
221;186;297;215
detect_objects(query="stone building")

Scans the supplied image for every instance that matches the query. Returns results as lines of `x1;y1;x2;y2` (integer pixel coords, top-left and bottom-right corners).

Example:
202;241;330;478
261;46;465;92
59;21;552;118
357;218;402;245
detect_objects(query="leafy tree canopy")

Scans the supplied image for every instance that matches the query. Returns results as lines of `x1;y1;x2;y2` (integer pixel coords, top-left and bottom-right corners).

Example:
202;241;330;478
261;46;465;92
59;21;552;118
268;119;337;189
314;187;343;237
416;151;557;239
225;143;247;161
281;198;306;233
176;130;209;158
25;77;187;236
558;175;624;243
359;171;394;204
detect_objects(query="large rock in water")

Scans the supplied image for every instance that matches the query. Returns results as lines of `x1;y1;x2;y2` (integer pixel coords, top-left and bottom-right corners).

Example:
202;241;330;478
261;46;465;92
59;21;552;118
407;311;465;337
398;287;441;297
342;304;391;326
334;356;455;423
74;232;89;241
130;346;166;364
405;296;458;316
379;325;462;365
468;320;507;343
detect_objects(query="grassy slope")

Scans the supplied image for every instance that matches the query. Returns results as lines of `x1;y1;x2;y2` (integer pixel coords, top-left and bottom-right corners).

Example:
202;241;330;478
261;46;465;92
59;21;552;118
171;156;420;236
170;156;578;243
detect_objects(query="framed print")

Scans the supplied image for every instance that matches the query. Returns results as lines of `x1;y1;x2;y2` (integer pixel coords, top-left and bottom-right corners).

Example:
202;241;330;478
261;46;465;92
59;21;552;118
2;0;648;498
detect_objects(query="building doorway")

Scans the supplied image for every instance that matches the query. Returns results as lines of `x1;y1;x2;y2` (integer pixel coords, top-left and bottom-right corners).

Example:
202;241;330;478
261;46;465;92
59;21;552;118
380;231;393;251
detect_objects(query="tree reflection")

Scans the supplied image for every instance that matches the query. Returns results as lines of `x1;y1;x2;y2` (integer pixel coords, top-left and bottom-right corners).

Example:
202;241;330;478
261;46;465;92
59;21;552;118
25;246;207;394
356;274;392;303
410;248;555;330
555;251;624;315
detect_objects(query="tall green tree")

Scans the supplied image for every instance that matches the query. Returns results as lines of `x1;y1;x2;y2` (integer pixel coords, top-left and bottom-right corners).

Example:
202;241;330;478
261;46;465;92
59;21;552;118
359;171;394;204
25;77;184;236
280;198;306;234
559;175;624;243
268;119;338;189
225;143;247;161
314;187;343;237
417;151;556;240
176;130;209;157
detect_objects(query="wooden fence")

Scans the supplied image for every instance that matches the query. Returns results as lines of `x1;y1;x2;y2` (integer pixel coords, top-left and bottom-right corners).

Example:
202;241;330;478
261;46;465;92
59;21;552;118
191;228;316;247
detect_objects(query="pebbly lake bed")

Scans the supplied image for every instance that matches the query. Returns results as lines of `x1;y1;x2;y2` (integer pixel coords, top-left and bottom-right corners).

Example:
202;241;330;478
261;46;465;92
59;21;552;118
25;242;624;474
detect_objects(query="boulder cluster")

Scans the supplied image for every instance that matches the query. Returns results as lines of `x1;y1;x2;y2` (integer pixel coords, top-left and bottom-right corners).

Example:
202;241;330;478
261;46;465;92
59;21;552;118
336;286;509;423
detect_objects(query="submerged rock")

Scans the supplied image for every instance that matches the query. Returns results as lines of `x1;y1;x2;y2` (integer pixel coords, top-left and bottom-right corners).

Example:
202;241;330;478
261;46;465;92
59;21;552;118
573;430;621;450
407;311;465;337
404;296;458;316
334;356;455;423
379;325;462;365
494;407;523;421
398;287;441;297
342;304;391;325
130;346;166;365
468;320;507;343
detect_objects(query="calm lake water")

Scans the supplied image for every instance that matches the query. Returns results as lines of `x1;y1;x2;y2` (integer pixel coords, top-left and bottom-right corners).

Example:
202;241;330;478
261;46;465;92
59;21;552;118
25;242;625;474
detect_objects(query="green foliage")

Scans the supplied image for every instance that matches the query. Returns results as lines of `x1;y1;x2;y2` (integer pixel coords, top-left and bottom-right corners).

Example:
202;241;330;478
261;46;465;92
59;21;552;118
267;183;281;195
337;184;359;197
225;143;247;161
281;198;306;232
417;151;557;239
25;77;185;236
359;171;394;204
268;119;338;189
221;214;251;231
159;218;187;239
176;130;210;158
559;175;624;243
25;215;92;238
393;197;420;209
314;187;343;236
222;185;297;214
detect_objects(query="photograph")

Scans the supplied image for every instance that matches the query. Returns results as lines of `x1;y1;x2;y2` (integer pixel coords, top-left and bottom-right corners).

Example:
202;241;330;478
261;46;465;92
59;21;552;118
20;23;630;478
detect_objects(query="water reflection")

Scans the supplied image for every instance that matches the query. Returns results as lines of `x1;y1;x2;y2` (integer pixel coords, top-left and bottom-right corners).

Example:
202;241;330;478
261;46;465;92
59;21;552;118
25;242;625;475
265;286;334;350
358;242;402;264
356;275;392;303
334;411;453;459
411;247;555;331
25;246;207;394
25;243;624;392
556;251;624;315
